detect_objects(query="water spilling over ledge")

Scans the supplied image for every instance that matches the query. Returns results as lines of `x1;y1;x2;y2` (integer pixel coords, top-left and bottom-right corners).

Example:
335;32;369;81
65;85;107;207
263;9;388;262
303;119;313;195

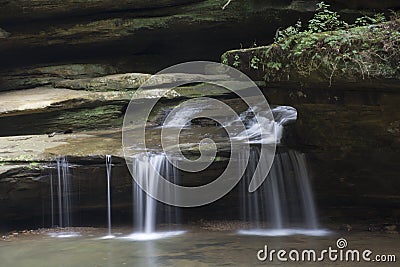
127;153;182;240
240;149;318;229
103;154;114;239
48;156;73;228
237;148;330;236
120;102;327;237
35;101;328;239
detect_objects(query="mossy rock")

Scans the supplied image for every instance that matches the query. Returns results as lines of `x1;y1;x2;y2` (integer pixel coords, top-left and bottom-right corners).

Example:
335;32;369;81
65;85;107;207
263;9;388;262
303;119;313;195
222;19;400;89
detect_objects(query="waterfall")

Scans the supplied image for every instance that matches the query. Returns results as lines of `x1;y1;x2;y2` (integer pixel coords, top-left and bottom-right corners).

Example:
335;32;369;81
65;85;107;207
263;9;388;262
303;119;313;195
239;148;328;236
132;153;162;233
48;157;83;237
240;148;318;228
49;171;55;228
120;103;326;238
105;155;114;238
132;153;180;232
54;157;72;227
124;153;184;240
289;151;318;229
234;105;328;236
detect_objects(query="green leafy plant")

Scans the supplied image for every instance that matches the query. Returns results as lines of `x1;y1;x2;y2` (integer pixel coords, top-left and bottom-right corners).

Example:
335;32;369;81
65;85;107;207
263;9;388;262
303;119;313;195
307;2;348;32
266;62;282;71
355;13;386;26
275;20;302;43
221;56;228;65
250;55;261;69
232;54;241;68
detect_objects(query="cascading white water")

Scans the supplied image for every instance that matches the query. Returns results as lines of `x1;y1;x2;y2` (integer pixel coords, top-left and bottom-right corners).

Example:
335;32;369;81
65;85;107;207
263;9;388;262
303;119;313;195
104;155;114;239
289;151;318;229
48;157;81;238
239;148;321;233
123;103;326;238
133;153;162;233
229;106;297;144
235;105;329;236
124;153;184;240
49;171;55;228
163;107;201;128
56;156;72;228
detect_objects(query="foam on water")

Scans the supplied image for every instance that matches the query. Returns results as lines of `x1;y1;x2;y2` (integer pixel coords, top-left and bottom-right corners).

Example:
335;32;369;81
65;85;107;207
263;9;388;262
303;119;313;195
48;232;81;238
98;234;116;240
120;231;186;241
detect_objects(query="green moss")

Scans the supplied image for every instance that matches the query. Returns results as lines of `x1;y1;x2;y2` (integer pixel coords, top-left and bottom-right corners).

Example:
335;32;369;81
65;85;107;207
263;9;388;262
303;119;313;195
16;155;34;161
56;104;124;130
27;162;45;170
174;83;231;98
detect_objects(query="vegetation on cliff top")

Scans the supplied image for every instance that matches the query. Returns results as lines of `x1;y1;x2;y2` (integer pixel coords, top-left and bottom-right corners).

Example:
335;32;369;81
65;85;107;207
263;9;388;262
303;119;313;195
222;2;400;85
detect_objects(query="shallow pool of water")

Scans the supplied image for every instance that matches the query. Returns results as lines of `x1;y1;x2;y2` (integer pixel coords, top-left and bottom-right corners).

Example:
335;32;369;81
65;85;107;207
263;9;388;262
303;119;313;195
0;227;398;266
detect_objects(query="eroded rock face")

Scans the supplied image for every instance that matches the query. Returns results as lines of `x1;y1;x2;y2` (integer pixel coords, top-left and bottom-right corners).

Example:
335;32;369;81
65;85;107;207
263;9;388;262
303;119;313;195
0;130;128;227
0;0;330;75
0;156;234;229
2;0;394;88
0;159;131;227
1;0;398;81
0;79;233;137
53;73;152;91
0;64;119;91
0;0;201;21
0;86;133;136
1;0;395;22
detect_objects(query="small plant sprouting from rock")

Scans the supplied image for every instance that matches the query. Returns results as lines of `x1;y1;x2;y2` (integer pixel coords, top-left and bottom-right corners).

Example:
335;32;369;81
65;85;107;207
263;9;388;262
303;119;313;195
232;54;241;68
307;2;348;33
274;2;387;42
250;55;260;69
